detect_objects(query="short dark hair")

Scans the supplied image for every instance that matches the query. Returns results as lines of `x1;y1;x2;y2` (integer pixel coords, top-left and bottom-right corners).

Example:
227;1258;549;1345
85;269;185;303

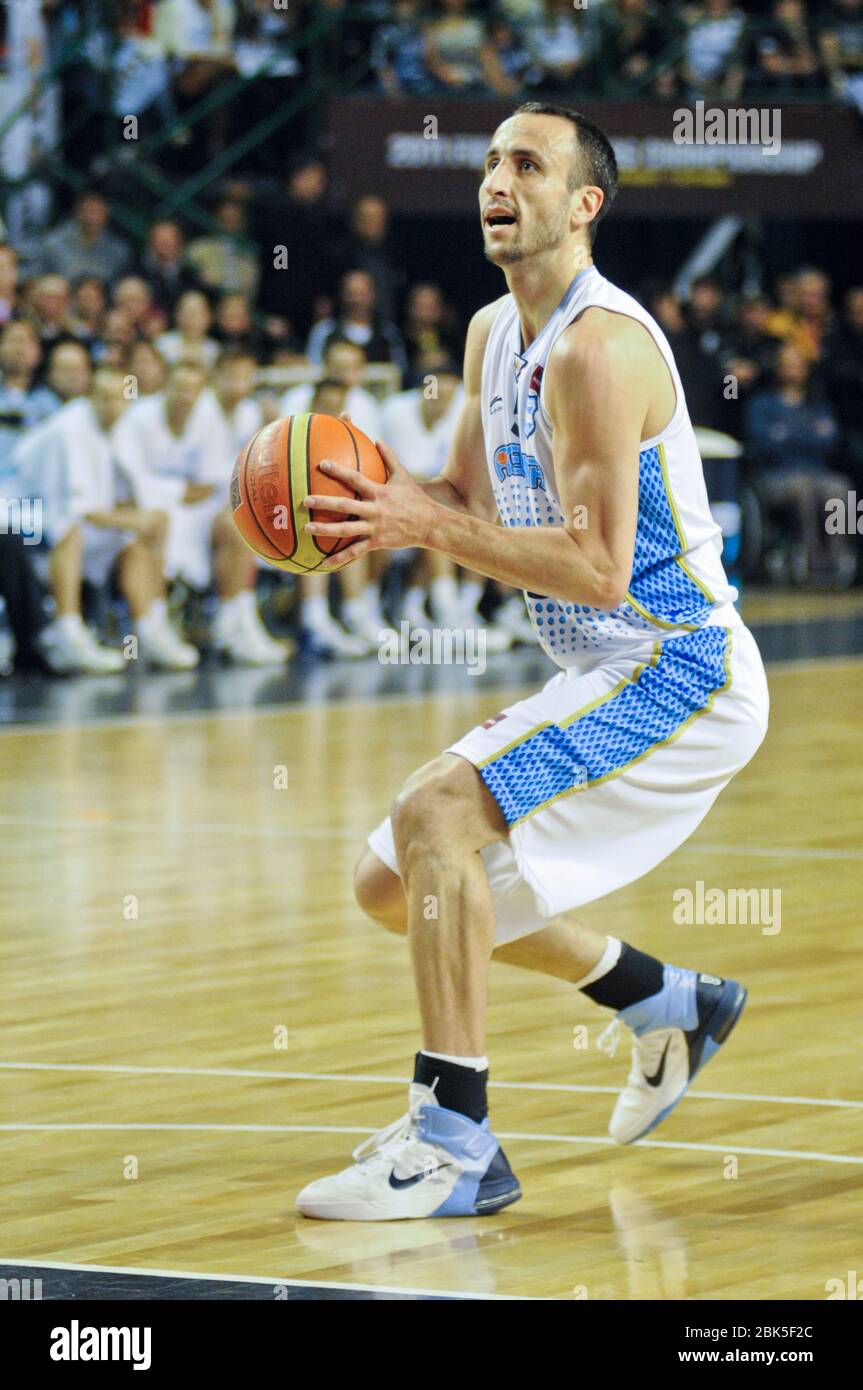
515;102;619;246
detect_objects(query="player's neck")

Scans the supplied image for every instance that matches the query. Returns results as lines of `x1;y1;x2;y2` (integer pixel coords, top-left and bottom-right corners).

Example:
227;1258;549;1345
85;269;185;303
504;244;594;350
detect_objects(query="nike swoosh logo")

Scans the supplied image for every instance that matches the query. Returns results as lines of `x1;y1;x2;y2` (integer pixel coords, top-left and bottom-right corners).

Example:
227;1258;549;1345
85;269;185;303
388;1164;453;1190
644;1039;671;1088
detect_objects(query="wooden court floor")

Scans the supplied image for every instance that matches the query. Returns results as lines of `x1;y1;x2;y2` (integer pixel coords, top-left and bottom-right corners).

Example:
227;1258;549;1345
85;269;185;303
1;656;861;1300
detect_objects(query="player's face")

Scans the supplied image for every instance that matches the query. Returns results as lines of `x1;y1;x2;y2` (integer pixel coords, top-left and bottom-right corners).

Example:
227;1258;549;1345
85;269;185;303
480;116;578;267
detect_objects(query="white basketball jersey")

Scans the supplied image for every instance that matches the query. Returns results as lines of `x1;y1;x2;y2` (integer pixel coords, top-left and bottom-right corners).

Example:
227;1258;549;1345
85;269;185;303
480;264;740;668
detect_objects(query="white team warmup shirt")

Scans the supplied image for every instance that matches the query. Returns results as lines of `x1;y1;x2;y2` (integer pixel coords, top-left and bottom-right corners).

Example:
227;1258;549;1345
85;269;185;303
368;265;770;938
278;383;380;443
13;398;134;584
113;392;228;587
379;386;464;480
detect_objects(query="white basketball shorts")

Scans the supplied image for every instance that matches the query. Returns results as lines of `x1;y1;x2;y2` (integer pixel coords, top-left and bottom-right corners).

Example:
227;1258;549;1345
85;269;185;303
367;622;769;944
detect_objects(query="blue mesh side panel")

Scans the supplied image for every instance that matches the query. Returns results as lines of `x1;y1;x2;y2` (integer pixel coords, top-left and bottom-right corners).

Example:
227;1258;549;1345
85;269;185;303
478;627;730;827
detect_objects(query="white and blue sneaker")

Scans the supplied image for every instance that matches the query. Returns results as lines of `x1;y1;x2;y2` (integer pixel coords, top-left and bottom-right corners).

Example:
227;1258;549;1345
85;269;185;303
295;1083;521;1221
600;968;748;1145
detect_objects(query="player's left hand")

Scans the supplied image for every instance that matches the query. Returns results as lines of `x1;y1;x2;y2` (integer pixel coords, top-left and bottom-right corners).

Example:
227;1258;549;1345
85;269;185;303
301;441;436;569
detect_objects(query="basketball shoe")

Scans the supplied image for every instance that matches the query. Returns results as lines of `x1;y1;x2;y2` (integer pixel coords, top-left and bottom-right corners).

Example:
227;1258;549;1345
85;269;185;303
296;1083;521;1221
599;967;747;1145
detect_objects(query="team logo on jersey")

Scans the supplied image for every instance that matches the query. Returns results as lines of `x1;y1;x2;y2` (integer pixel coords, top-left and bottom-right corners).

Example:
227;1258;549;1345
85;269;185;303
493;442;546;490
525;364;544;440
489;394;503;416
513;352;530;384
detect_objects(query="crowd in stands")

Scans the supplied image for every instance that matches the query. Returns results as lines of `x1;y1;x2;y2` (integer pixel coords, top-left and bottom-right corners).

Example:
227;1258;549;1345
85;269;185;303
0;172;541;676
644;266;862;584
0;1;862;676
0;164;860;678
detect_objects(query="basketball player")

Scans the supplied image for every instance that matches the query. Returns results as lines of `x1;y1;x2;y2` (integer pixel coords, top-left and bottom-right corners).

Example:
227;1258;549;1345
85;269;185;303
296;104;770;1220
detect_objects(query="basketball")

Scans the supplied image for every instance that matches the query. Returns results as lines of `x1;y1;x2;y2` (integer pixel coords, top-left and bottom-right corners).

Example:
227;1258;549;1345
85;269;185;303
229;413;387;573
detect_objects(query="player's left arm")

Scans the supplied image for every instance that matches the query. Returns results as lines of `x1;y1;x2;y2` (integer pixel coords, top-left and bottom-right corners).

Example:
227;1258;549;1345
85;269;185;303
302;312;653;610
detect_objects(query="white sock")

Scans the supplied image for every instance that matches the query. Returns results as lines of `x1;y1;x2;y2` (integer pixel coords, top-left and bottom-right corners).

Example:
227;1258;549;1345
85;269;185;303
460;580;483;616
430;575;459;615
403;585;427;623
342;596;366;625
303;595;330;628
421;1049;489;1071
362;582;384;624
575;935;622;990
150;598;167;624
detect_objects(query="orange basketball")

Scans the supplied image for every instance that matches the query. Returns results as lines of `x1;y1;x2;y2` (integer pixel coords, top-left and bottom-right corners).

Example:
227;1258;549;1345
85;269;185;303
229;413;387;574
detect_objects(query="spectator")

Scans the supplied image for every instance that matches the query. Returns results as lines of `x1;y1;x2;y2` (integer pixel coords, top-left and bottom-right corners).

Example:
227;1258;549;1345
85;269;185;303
213;291;262;355
155;0;236;66
764;266;833;364
684;274;729;356
156;290;220;369
113;276;155;337
824;286;863;486
819;0;863;111
185;198;261;300
371;0;434;96
111;0;178;131
646;283;729;430
36;191;132;284
339;195;404;327
93;307;138;368
253;155;345;338
45;341;93;405
140;220;197;316
682;0;746;98
485;19;540;93
12;365;198;673
68;276;107;350
0;320;57;488
27;275;78;357
127;341;168;399
744;342;851;584
722;295;779;388
0;244;20;324
402;282;462;386
114;358;282;665
742;0;825;98
280;337;381;441
527;0;593;93
593;0;683;98
719;293;780;431
156;0;236;158
307;269;407;379
424;0;498;94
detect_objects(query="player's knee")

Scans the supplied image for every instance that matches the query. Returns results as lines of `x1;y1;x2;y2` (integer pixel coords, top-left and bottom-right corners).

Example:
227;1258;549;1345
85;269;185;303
353;849;406;935
390;756;466;857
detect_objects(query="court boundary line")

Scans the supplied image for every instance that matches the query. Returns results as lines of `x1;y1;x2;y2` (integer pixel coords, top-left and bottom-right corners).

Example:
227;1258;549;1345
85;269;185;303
1;1059;859;1110
0;652;860;738
0;1257;528;1300
0;1119;859;1166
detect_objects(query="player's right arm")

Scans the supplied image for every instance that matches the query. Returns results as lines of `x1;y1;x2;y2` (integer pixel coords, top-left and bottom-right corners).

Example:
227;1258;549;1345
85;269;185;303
418;297;507;525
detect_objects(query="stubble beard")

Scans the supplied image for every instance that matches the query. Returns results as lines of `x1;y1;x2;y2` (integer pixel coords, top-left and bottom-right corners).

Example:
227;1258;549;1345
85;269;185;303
484;205;572;267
